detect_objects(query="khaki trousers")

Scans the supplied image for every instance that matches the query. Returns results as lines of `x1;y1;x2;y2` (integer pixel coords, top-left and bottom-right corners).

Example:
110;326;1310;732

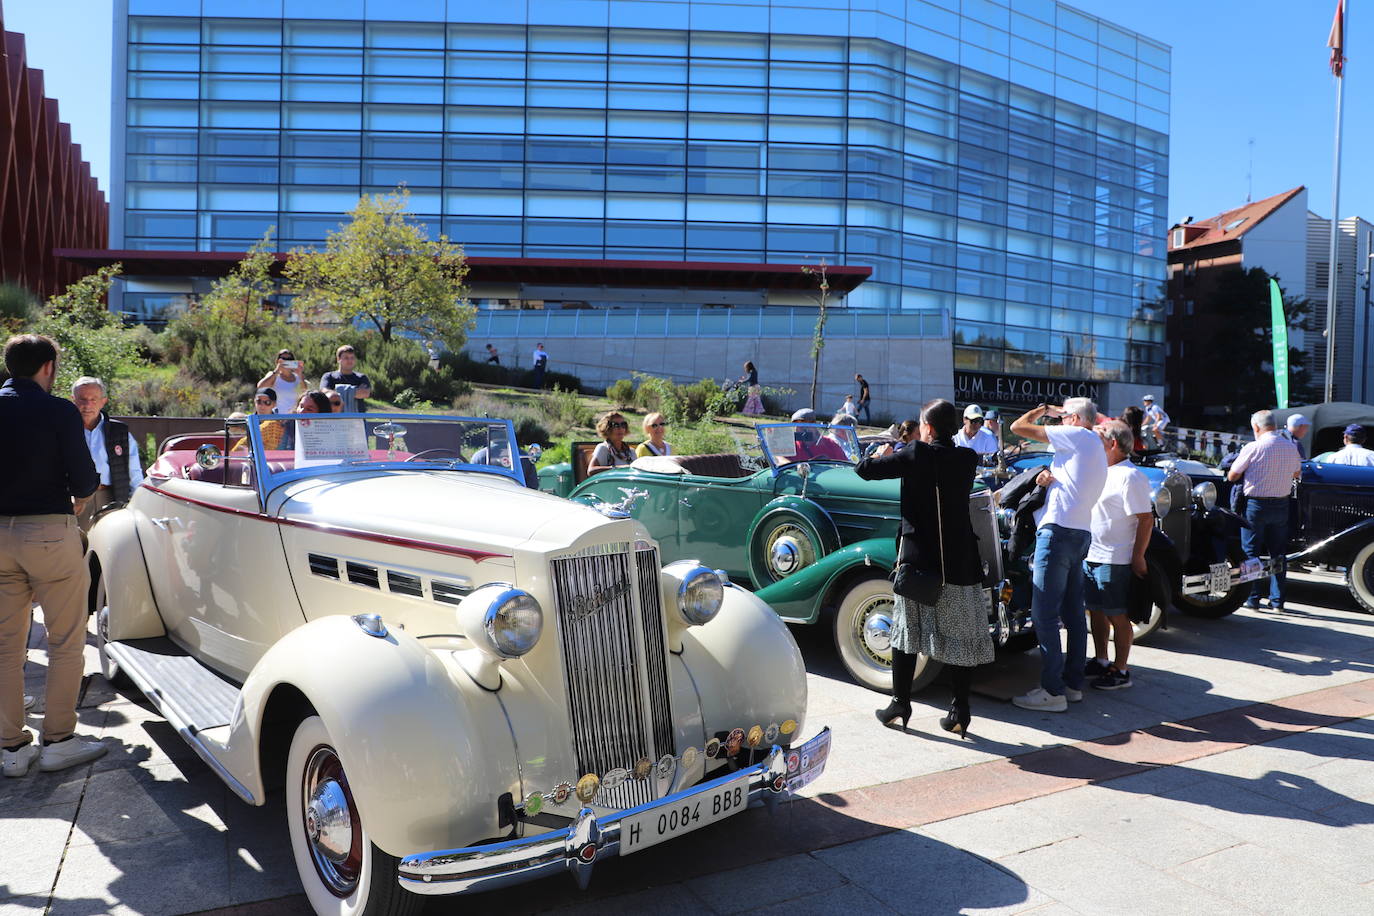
0;514;89;748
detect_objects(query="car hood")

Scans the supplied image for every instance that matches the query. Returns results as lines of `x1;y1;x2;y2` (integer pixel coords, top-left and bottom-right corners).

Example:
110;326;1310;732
785;464;902;502
270;469;612;553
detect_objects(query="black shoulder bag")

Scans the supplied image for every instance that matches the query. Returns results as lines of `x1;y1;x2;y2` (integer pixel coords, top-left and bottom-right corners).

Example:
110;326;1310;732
891;477;946;606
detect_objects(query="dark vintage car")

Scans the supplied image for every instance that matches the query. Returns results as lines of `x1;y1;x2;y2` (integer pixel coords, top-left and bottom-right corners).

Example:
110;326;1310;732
1280;461;1374;611
540;423;1023;693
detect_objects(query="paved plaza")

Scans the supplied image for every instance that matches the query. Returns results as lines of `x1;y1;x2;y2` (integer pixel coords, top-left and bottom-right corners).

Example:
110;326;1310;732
4;568;1374;915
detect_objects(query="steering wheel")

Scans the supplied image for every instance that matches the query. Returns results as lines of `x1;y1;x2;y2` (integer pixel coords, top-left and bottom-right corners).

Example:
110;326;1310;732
404;448;464;463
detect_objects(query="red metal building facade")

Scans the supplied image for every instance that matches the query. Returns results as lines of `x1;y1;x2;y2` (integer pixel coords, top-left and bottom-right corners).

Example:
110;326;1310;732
0;2;106;301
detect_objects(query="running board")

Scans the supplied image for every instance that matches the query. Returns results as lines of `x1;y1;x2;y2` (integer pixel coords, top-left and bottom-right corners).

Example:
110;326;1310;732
105;638;257;804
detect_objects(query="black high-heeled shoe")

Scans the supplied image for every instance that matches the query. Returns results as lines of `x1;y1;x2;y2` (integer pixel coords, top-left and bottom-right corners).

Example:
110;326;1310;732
939;703;971;739
875;698;911;729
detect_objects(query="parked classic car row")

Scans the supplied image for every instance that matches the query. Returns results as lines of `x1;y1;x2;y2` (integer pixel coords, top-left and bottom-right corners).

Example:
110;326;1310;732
88;414;831;916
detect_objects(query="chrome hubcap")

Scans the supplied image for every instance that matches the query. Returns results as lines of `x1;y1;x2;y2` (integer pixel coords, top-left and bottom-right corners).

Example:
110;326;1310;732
770;536;802;575
302;746;361;897
853;595;894;668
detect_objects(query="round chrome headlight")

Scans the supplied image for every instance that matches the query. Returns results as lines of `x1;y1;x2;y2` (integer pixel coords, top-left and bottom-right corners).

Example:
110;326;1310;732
459;585;543;659
1151;484;1173;518
664;561;725;626
1192;481;1217;511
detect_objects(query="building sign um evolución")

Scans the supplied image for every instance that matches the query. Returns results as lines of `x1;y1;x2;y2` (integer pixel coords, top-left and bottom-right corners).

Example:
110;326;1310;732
955;371;1103;409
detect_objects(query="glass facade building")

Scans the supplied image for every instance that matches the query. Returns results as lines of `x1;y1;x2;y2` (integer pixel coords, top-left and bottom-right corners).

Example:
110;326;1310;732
113;0;1169;385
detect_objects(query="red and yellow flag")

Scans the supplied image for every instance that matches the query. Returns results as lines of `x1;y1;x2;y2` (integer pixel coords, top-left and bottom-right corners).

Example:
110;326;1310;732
1329;0;1346;77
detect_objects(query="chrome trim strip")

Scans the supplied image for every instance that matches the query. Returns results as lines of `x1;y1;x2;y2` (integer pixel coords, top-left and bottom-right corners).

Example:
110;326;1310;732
103;641;257;805
397;740;806;896
1180;557;1279;596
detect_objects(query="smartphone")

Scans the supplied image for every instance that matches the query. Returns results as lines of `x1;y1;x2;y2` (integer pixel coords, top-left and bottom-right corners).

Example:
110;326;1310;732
281;360;301;369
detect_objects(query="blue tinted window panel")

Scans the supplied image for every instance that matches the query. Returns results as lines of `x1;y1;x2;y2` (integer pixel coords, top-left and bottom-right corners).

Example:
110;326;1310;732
130;74;199;99
768;171;841;197
447;79;526;106
447;106;526;133
609;56;689;83
444;216;522;243
690;87;766;115
687;142;760;169
364;105;441;131
529;26;608;53
285;76;362;102
284;19;364;47
446;163;524;188
525;218;605;246
605;220;684;247
527;165;605;191
129;100;199;127
607;167;683;192
364;161;441;186
447;52;526;79
608;140;685;166
126;211;197;236
446;135;525;161
129;46;201;72
284;159;360;183
527;138;606;163
445;189;523;216
608;111;686;138
610;84;687;111
287;49;363;75
203;19;282;47
367;78;443;104
202;158;279;183
367;50;444;78
365;21;445;47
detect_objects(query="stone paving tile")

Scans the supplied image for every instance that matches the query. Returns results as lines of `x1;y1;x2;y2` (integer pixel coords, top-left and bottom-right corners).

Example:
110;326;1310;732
48;831;230;916
70;762;228;849
997;835;1241;916
550;883;714;915
0;802;78;906
919;804;1076;861
1169;842;1374;916
816;828;1049;915
685;852;847;915
744;883;895;916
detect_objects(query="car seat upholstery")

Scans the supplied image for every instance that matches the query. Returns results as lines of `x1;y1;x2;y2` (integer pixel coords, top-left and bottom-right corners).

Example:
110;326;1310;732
672;453;751;479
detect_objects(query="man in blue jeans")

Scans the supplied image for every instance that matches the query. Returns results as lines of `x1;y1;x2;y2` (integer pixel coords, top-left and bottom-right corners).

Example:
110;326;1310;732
1227;409;1302;610
1009;398;1108;712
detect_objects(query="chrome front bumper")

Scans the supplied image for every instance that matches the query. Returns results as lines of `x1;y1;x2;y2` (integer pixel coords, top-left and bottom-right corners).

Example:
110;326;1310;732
397;733;826;896
1180;557;1278;596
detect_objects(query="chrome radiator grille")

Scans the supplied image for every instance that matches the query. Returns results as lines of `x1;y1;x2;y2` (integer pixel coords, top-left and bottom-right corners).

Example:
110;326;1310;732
551;543;674;809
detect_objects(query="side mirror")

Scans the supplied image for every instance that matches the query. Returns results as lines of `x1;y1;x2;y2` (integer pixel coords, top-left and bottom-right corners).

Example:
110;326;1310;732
195;444;223;470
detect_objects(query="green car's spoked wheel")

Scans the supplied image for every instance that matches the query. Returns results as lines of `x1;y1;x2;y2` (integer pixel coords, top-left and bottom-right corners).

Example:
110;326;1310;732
832;577;941;693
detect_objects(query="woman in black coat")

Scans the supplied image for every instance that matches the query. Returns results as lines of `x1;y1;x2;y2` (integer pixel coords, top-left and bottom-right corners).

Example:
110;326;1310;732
855;398;993;736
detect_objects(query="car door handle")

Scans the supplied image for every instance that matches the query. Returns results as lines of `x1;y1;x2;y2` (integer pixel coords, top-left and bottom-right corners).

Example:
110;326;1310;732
150;517;174;530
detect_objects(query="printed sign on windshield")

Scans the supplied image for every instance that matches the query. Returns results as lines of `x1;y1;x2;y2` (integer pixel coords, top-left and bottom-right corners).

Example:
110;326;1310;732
294;418;370;468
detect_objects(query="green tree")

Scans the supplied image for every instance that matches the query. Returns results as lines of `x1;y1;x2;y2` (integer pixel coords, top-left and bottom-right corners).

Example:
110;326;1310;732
802;260;831;410
284;187;474;349
1182;266;1316;427
44;263;122;328
200;229;280;332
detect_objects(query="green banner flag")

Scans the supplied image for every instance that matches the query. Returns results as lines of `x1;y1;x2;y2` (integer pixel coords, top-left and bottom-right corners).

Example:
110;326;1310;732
1270;278;1289;409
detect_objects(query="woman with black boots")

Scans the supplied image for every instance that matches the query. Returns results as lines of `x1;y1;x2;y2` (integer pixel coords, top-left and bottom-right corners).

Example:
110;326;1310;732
856;398;994;737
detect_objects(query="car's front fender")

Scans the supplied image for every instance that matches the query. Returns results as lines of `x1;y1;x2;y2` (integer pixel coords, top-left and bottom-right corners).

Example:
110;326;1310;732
754;537;895;624
221;615;509;858
1289;517;1374;566
679;583;809;747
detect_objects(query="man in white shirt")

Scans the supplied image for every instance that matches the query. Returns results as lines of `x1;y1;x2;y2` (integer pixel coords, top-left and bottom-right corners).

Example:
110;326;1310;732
1009;397;1108;712
71;376;143;532
1323;424;1374;466
953;404;999;455
1142;394;1169;449
1084;420;1153;691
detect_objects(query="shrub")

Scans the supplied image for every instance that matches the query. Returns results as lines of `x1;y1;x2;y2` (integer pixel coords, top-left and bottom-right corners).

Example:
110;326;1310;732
631;373;726;424
542;384;595;434
393;388;422;409
31;317;147;399
0;282;38;328
606;377;635;407
513;415;551;448
670;420;737;457
537;436;572;468
112;372;249;418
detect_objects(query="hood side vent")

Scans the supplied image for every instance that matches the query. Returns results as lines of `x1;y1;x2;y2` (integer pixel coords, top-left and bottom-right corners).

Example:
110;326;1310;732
308;553;340;579
387;571;423;598
432;579;471;605
346;562;380;589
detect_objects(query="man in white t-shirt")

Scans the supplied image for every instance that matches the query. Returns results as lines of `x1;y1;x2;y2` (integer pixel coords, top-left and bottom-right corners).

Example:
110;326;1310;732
1009;397;1108;712
953;404;999;455
1084;420;1152;691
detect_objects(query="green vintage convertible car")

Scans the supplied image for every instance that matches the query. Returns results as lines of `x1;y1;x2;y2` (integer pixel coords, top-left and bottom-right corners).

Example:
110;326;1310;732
538;423;1019;691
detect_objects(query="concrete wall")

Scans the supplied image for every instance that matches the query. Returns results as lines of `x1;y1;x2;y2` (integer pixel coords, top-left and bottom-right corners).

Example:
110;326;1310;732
471;333;953;425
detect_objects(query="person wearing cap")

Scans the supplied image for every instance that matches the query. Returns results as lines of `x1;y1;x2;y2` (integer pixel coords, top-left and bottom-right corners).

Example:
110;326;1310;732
1322;424;1374;466
1281;414;1311;460
953;405;998;455
1141;394;1169;450
234;388;285;452
785;408;847;462
1227;409;1302;611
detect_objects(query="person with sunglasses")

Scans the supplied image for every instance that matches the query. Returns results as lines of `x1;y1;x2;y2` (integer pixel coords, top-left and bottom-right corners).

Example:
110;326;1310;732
588;411;635;474
233;387;285;452
636;412;672;458
953;404;998;456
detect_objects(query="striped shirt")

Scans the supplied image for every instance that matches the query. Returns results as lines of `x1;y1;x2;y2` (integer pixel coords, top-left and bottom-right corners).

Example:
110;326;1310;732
1231;432;1302;498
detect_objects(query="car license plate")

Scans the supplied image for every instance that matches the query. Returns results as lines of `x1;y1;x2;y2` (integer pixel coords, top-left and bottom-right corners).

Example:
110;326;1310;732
620;773;750;855
1237;558;1266;583
785;728;832;792
1206;562;1231;595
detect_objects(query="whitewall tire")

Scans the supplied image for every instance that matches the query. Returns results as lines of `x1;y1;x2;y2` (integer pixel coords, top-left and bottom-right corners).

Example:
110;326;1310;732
285;716;419;916
1345;540;1374;613
832;577;941;693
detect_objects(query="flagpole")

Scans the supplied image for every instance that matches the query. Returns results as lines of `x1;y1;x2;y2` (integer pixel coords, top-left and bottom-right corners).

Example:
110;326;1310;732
1325;1;1347;404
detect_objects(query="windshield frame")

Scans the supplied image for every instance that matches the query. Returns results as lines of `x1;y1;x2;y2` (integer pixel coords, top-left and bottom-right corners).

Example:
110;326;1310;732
755;422;861;473
247;413;525;498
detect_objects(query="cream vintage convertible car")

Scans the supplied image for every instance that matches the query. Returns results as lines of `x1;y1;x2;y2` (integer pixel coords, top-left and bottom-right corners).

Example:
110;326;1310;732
87;413;830;915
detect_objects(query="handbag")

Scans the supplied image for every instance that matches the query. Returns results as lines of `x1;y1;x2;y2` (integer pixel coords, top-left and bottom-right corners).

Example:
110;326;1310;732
891;476;946;606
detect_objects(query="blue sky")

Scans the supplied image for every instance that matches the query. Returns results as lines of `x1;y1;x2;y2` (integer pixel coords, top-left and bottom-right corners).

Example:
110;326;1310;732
6;0;1369;227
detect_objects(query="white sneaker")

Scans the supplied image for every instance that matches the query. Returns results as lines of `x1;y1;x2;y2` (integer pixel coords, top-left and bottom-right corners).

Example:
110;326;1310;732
2;744;39;778
23;695;35;711
1064;687;1084;703
37;737;107;773
1013;687;1069;712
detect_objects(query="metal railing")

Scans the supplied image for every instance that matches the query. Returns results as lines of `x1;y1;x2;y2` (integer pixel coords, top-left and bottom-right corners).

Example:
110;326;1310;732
473;306;948;340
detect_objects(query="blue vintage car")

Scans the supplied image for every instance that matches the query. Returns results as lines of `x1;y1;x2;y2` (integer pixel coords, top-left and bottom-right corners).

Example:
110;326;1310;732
1283;460;1374;611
